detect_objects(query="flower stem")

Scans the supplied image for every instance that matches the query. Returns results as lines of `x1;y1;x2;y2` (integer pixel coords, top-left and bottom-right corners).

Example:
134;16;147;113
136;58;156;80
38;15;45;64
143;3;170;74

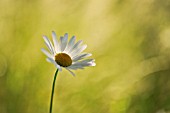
49;69;59;113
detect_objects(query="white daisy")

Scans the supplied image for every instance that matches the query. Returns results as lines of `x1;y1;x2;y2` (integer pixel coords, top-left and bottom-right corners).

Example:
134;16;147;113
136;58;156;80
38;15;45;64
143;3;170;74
41;31;96;76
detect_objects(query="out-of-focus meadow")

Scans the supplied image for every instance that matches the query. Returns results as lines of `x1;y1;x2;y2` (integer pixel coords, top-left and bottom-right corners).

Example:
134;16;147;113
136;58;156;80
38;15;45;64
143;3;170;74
1;0;170;113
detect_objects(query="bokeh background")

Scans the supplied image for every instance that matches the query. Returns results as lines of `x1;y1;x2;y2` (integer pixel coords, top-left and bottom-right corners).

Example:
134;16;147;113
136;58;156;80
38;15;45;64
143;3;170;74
1;0;170;113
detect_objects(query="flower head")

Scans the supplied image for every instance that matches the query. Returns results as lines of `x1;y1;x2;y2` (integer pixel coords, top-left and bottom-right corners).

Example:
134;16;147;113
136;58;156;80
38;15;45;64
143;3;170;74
41;31;96;76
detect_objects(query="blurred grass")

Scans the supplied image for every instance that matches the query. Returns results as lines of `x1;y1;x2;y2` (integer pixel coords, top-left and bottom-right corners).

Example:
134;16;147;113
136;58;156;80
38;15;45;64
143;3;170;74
0;0;170;113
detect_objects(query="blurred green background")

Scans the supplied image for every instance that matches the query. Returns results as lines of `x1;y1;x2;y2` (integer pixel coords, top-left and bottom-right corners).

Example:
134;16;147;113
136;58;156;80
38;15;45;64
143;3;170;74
1;0;170;113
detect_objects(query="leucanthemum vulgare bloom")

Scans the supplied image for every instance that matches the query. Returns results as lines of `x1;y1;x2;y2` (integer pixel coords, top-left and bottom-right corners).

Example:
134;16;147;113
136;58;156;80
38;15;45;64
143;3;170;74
41;31;96;76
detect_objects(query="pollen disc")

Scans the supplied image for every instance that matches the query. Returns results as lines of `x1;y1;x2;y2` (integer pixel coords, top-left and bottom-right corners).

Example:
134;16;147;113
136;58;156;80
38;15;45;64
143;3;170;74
55;53;72;67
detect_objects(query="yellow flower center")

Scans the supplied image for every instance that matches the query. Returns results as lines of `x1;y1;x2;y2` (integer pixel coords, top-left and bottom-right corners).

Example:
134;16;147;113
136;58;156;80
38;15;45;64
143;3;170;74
55;53;72;67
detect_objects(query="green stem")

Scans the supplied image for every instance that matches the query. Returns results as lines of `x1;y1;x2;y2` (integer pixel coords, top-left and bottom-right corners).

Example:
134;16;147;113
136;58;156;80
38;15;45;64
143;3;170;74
49;69;59;113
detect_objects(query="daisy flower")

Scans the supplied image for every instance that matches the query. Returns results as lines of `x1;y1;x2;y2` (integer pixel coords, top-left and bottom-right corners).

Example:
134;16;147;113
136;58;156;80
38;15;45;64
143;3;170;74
41;31;96;76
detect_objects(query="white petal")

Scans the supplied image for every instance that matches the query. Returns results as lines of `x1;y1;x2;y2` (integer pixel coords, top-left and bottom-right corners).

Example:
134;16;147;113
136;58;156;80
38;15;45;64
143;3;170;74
71;59;95;68
74;59;95;64
44;41;53;54
65;36;76;52
41;48;54;59
73;62;93;67
52;31;60;53
67;65;84;70
70;45;87;58
58;66;62;71
91;62;96;66
65;68;75;76
68;40;83;54
60;34;68;52
64;33;68;39
43;35;55;55
72;53;92;62
68;36;76;47
46;57;55;64
46;57;62;71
